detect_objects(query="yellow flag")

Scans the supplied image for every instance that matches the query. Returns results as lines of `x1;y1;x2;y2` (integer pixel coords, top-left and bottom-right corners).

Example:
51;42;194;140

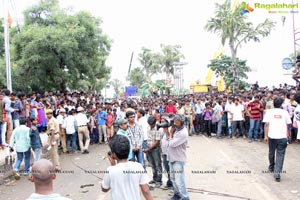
231;0;239;12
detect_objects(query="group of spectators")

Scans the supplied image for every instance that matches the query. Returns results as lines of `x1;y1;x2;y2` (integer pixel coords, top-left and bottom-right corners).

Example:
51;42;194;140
1;83;300;200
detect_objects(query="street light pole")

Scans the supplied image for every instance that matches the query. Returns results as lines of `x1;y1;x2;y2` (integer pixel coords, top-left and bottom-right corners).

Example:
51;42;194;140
3;0;12;91
292;0;299;62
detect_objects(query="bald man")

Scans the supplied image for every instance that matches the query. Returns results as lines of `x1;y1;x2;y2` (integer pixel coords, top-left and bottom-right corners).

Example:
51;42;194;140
27;159;71;200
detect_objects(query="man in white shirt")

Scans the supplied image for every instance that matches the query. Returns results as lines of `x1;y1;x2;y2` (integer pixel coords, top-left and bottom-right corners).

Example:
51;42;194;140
101;134;153;200
56;108;67;153
213;100;223;139
63;110;77;153
137;109;149;150
224;97;234;137
117;105;126;120
194;100;203;134
75;107;90;154
230;98;245;139
263;97;291;182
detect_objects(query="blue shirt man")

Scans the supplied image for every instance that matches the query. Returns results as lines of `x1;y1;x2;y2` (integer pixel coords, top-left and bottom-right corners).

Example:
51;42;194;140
97;108;107;125
117;118;133;160
9;119;31;178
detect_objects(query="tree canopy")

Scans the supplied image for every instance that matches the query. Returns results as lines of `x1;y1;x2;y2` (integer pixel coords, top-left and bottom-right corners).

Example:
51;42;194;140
128;67;146;89
109;78;124;98
128;44;185;95
207;55;251;89
10;0;111;92
160;44;185;78
138;47;162;81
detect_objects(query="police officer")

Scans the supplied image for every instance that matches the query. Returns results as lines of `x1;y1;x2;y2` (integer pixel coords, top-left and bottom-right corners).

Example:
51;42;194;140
45;109;61;171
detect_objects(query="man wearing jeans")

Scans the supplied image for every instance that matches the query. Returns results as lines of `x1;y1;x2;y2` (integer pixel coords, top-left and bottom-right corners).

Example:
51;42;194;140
63;110;77;153
96;106;107;144
161;117;173;190
143;116;162;188
165;114;189;200
9;118;31;180
263;97;291;182
30;117;42;162
194;100;203;134
247;95;263;142
126;111;145;169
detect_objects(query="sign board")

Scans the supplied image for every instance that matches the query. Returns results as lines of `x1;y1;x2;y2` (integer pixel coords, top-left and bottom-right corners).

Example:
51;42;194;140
282;57;293;70
125;86;137;96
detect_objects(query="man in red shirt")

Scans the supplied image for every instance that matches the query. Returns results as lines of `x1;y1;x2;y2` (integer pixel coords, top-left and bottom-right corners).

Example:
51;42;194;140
106;108;114;142
165;100;176;114
247;95;264;142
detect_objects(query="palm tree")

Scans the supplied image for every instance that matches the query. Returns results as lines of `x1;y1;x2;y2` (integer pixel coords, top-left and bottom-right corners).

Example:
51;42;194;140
109;79;123;98
160;44;185;80
205;0;275;93
138;47;162;82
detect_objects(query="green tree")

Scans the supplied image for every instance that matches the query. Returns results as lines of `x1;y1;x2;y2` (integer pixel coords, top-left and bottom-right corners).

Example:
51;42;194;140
110;79;123;98
160;44;185;79
0;19;4;57
141;81;156;95
154;79;167;95
0;20;6;89
138;47;162;81
208;55;251;90
205;0;275;93
0;59;5;89
11;0;111;92
128;67;146;88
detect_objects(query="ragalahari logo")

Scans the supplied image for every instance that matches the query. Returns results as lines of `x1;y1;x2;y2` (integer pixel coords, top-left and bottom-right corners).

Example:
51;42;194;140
240;2;254;15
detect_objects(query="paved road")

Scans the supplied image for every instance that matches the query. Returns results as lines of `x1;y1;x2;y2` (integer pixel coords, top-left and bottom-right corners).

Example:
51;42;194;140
0;134;299;200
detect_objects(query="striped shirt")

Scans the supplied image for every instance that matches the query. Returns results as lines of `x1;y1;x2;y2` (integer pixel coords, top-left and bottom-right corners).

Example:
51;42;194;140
127;123;144;148
147;127;162;147
247;101;263;120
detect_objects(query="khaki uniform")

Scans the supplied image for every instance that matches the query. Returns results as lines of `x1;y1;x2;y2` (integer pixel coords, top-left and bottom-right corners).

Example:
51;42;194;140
57;114;67;153
75;113;90;152
47;116;60;170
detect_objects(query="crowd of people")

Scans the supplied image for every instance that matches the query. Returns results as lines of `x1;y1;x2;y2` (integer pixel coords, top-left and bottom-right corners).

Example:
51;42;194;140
1;83;300;199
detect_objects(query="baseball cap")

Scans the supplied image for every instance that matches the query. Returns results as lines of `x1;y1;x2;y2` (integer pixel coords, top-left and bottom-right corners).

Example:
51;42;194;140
118;118;128;125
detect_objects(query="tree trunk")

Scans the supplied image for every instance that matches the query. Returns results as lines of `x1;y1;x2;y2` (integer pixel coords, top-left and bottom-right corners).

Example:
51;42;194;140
230;43;238;94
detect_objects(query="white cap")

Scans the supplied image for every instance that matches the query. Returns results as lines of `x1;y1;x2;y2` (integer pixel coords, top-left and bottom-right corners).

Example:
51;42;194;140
59;108;66;113
77;107;84;112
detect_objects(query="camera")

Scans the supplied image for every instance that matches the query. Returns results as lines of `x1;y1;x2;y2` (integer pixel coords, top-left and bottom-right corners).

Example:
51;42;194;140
156;113;175;130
